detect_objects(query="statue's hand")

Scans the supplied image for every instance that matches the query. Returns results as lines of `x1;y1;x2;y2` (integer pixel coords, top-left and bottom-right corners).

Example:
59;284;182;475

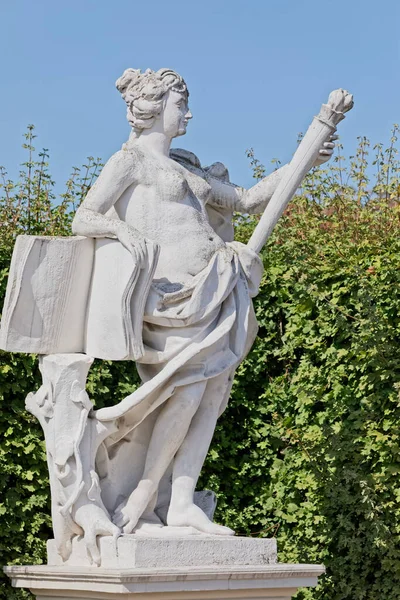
313;133;338;167
117;224;148;268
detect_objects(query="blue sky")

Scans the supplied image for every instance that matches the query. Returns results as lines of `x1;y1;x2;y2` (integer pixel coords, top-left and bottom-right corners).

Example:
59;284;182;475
0;0;399;192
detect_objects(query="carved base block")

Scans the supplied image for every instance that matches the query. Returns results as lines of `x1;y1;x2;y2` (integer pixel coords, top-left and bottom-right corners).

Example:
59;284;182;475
4;563;324;600
47;535;277;569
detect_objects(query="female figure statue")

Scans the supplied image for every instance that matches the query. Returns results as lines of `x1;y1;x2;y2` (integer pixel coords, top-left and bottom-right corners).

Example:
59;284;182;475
71;67;336;538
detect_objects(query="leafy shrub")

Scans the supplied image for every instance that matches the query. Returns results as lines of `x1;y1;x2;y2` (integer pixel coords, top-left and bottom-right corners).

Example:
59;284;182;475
200;129;400;599
1;125;400;599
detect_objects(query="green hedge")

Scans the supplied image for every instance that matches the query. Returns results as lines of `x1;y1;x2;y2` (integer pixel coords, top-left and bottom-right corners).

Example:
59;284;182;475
1;127;400;599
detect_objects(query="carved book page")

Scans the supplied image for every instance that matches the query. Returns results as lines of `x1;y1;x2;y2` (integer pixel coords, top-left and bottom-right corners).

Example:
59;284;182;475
85;238;159;360
0;235;158;359
0;236;94;354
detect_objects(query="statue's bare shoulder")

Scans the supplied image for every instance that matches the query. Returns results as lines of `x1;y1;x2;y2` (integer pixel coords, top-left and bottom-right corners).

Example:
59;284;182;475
81;146;144;214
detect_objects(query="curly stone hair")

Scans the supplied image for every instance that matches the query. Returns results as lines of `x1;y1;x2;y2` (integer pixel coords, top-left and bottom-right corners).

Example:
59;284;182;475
116;68;188;134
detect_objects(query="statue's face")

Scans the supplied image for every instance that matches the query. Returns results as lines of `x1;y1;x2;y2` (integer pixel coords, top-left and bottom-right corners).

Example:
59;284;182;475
161;90;192;138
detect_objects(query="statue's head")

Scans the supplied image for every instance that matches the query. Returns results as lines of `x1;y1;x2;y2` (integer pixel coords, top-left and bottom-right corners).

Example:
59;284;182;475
116;68;191;139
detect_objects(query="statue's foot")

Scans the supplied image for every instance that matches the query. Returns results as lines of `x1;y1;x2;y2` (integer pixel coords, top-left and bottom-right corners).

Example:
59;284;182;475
134;518;164;534
134;510;163;532
113;500;142;533
113;490;153;534
113;501;141;533
167;503;235;536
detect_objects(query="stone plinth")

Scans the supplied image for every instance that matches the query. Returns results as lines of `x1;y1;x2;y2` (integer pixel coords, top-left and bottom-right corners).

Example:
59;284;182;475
4;563;325;600
47;535;277;569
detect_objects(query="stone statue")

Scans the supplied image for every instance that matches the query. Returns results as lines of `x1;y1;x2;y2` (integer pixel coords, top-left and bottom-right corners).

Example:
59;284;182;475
0;67;353;567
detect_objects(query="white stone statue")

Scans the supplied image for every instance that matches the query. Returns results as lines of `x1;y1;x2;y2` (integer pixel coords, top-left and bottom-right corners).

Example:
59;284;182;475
0;67;353;567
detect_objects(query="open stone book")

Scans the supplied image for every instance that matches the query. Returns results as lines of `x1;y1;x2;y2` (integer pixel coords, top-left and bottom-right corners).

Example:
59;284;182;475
0;235;159;360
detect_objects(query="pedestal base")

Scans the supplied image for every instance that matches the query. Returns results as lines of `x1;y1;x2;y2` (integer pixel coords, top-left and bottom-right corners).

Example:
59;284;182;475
47;535;277;569
4;563;324;600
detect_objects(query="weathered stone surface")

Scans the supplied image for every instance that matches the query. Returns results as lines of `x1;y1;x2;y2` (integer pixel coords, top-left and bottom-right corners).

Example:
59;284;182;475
47;535;277;569
4;563;325;600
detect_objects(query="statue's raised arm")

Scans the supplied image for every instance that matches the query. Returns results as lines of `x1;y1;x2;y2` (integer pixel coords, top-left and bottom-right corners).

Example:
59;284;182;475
204;129;337;216
248;88;354;252
203;92;353;222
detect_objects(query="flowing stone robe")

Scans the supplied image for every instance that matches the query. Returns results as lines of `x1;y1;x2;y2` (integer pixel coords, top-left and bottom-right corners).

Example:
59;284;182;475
94;151;263;517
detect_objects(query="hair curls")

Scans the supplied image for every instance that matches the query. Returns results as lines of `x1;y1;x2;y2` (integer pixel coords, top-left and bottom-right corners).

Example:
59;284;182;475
116;68;188;134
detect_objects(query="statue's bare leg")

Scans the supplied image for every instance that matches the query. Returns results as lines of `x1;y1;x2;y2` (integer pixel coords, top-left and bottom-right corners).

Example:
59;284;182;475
167;371;235;535
113;380;207;533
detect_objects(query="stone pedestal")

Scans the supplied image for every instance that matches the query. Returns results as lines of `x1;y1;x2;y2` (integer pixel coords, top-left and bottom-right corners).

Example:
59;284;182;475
5;535;324;599
47;535;278;569
5;563;324;600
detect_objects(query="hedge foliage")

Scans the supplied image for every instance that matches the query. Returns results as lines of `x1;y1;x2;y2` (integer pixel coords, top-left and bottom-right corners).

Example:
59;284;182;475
1;125;400;599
